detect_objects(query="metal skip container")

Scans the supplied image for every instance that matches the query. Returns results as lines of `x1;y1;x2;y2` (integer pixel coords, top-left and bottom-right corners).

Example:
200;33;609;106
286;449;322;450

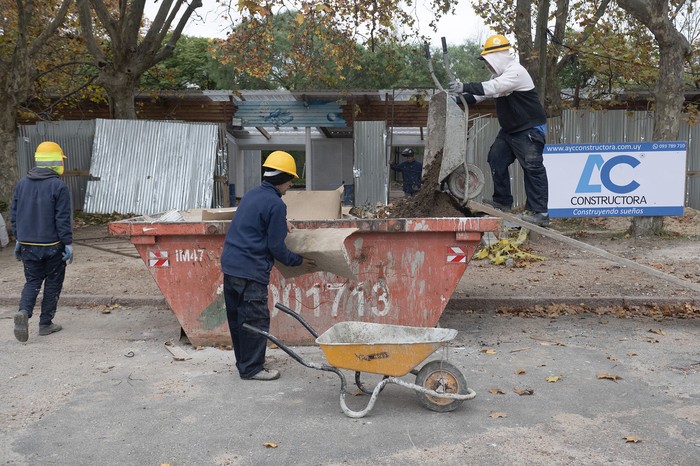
108;216;500;346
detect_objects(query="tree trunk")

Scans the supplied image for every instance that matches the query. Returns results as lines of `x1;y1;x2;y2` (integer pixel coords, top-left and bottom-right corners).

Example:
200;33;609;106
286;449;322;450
617;0;692;236
104;80;139;119
0;96;20;219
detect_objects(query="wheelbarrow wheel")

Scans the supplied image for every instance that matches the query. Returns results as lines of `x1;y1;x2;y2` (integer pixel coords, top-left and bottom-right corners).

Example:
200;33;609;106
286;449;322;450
415;360;468;413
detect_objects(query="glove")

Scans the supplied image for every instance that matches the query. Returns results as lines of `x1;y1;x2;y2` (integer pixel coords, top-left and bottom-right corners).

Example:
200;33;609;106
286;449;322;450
62;244;73;264
448;80;463;94
14;241;21;261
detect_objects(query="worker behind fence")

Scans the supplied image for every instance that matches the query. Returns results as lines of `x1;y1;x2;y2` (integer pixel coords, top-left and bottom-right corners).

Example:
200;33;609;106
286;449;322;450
11;141;73;342
221;151;315;381
390;148;423;197
449;34;550;226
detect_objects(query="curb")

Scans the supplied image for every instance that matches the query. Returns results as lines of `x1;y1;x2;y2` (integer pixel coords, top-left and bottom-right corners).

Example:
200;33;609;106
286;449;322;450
1;294;696;310
0;294;168;308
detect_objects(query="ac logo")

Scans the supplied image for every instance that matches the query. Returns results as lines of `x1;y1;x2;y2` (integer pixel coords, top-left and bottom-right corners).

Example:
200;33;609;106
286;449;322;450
576;154;640;194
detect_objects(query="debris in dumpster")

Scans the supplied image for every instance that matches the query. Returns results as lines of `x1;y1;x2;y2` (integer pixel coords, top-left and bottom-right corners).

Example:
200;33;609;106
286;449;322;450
164;340;191;361
143;209;184;223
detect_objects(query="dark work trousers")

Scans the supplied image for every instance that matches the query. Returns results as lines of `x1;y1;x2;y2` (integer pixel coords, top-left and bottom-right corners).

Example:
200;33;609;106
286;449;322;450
223;274;270;379
19;244;66;326
487;127;549;213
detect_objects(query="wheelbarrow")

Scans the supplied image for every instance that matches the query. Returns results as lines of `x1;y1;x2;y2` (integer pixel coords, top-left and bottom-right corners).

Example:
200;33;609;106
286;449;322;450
243;303;476;418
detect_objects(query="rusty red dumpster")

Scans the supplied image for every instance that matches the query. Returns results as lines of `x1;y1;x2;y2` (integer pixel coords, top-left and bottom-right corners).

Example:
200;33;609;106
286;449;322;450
108;216;499;346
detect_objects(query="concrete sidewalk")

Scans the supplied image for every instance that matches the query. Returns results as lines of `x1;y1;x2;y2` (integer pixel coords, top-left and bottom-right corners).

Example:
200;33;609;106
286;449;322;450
2;303;699;465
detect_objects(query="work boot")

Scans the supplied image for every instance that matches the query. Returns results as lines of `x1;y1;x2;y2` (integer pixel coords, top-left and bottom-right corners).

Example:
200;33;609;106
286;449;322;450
38;323;63;336
14;310;29;342
482;199;512;213
247;368;280;381
520;211;550;227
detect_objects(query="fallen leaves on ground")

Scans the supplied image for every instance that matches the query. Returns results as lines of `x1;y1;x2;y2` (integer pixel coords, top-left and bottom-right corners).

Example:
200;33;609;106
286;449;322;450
648;328;666;335
515;369;526;375
263;442;278;448
545;376;561;383
489;411;508;418
480;349;497;355
597;373;623;382
488;387;506;395
513;387;534;396
623;436;641;443
474;228;545;266
496;302;699;319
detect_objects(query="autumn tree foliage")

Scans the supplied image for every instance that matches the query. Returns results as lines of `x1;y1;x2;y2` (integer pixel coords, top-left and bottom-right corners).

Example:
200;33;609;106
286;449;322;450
76;0;203;119
0;0;72;212
215;0;460;89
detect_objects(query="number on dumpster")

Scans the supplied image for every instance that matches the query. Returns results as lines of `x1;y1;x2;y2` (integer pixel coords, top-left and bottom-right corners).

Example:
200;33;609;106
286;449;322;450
174;249;205;262
271;280;391;318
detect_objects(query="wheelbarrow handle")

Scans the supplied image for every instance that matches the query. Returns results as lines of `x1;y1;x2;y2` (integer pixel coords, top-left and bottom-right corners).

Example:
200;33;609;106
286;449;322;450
274;303;319;338
242;322;347;382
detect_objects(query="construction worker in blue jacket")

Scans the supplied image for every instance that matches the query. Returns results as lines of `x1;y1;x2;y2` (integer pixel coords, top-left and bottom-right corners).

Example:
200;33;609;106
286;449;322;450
11;141;73;342
220;151;315;381
391;148;423;196
449;34;550;226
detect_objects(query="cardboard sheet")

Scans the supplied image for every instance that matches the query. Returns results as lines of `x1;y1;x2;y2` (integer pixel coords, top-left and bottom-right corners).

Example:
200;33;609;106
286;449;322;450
283;186;343;220
275;228;358;280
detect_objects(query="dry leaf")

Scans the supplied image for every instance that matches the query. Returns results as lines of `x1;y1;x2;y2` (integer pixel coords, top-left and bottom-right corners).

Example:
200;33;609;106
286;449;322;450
627;352;638;357
263;442;278;448
623;436;640;443
488;387;506;395
510;347;531;353
545;376;561;383
646;338;659;344
597;373;623;382
607;355;618;361
648;328;666;336
480;349;497;355
515;369;526;375
489;411;507;418
513;387;534;396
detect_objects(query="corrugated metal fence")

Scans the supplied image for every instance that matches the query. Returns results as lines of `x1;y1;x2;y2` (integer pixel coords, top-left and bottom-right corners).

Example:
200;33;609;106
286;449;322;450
18;120;229;214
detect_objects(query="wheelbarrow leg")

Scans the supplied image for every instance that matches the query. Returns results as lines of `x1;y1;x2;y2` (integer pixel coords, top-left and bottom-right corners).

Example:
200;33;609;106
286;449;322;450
355;371;389;396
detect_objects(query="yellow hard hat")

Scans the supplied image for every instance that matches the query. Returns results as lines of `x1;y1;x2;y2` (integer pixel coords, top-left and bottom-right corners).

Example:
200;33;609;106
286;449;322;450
481;34;511;57
263;151;299;178
35;141;67;175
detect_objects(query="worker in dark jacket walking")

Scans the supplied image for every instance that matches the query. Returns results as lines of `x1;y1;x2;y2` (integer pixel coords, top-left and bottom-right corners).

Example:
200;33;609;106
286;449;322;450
11;141;73;342
449;34;550;226
220;151;315;381
391;148;423;197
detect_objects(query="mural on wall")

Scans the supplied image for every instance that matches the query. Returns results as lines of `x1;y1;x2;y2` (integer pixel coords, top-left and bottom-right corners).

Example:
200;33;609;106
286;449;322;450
235;100;347;128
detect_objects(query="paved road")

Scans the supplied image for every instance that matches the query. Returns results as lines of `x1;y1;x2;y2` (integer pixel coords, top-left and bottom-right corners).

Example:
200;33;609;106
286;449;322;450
2;304;698;465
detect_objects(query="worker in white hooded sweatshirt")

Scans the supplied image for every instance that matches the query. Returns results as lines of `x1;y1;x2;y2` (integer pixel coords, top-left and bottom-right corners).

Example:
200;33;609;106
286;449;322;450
449;34;550;226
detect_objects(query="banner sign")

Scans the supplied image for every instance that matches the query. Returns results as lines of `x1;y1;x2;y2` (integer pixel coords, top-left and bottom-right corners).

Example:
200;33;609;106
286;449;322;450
543;141;687;218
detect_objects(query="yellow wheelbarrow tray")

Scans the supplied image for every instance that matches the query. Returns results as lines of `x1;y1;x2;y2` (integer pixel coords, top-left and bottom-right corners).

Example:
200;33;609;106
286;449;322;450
243;304;476;418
